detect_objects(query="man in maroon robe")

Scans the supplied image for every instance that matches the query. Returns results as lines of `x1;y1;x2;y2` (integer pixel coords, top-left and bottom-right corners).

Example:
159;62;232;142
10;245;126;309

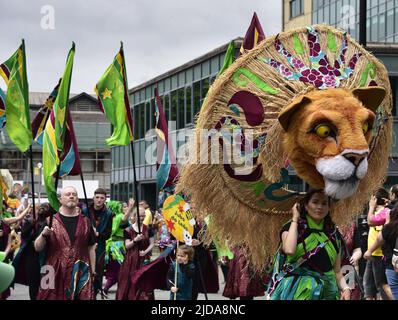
34;186;96;300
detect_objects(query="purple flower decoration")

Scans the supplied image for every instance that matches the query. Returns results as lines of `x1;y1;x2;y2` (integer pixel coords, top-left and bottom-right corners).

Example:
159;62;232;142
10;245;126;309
263;27;362;89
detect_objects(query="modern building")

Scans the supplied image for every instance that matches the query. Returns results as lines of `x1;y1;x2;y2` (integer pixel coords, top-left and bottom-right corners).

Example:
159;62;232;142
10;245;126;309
0;92;111;198
111;39;242;208
282;0;398;191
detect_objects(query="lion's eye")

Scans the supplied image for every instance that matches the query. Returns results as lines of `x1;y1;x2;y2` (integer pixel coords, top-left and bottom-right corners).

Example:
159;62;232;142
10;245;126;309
362;122;369;134
315;124;332;138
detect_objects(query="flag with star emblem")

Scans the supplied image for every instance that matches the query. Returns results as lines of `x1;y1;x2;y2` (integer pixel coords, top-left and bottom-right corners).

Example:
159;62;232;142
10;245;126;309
95;42;133;146
154;88;179;192
0;87;6;131
0;40;32;152
42;43;75;211
239;12;265;55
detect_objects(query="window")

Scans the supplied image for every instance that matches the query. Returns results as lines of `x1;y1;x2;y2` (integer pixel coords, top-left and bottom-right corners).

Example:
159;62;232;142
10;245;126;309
290;0;304;19
164;94;170;122
139;103;145;139
371;15;378;41
193;81;201;117
171;75;178;90
330;1;336;25
186;86;192;124
145;101;150;136
386;9;394;38
210;56;219;74
178;88;185;129
178;72;185;87
150;98;155;132
379;12;386;41
201;78;210;105
133;105;139;138
171;90;177;124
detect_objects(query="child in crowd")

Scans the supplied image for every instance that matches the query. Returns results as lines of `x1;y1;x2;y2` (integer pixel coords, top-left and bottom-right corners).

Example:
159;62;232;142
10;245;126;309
168;245;195;300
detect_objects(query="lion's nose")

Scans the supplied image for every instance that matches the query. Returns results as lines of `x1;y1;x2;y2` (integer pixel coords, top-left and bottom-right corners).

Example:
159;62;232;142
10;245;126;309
343;152;368;166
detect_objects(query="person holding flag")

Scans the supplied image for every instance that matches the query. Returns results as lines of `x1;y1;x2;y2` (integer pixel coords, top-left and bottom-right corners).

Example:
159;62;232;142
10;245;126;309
116;203;155;300
34;45;96;300
82;188;112;298
168;245;195;300
34;186;96;300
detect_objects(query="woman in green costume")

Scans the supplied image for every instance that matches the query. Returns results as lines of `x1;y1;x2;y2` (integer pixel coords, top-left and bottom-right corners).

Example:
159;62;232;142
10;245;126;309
268;189;351;300
103;200;131;295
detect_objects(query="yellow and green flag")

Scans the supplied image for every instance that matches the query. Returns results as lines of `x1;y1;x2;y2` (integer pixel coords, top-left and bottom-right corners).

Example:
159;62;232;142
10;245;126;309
95;42;133;146
0;40;32;152
42;43;75;211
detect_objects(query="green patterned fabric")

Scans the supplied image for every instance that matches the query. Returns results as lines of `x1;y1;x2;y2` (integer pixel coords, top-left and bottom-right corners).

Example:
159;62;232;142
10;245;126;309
270;268;338;300
105;200;126;264
286;215;340;266
270;214;341;300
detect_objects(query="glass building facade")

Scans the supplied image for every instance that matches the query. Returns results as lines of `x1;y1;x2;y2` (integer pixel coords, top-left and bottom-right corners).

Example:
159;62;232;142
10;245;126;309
312;0;398;43
110;39;242;207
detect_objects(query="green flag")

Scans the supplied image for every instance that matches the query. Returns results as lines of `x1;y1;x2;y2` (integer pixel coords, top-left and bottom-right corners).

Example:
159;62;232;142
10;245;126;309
95;42;133;146
218;41;236;75
42;43;75;211
0;40;32;152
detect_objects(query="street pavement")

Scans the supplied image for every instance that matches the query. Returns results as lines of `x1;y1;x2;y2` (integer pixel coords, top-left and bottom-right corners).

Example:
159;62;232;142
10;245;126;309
8;265;267;300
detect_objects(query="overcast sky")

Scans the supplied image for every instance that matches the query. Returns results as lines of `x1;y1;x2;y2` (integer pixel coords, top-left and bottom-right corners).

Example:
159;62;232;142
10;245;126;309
0;0;281;94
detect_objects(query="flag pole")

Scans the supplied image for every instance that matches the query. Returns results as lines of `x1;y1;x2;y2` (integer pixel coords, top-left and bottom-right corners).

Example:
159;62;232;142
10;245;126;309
49;165;60;228
28;146;37;221
120;41;141;234
79;171;91;220
130;142;141;234
174;241;179;300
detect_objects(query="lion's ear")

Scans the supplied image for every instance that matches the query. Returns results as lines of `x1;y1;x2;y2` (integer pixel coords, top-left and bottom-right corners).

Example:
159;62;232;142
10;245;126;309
278;95;312;131
351;86;386;112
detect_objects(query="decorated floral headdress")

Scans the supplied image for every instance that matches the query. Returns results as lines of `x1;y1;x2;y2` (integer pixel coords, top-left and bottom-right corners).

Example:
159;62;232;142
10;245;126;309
177;25;392;269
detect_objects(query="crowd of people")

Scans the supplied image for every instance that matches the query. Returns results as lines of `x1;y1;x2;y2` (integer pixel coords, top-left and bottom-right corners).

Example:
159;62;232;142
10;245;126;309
1;184;398;300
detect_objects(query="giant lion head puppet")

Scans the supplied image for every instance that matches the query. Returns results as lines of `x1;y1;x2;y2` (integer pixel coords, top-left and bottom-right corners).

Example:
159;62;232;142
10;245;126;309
176;25;392;269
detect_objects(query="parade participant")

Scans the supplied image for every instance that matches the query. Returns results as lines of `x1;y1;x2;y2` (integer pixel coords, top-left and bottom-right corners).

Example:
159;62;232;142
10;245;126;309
222;246;264;300
82;188;112;297
103;199;131;295
0;216;12;300
34;186;96;300
364;203;398;300
190;217;219;300
339;221;363;300
268;189;351;300
140;199;154;227
168;245;195;300
12;203;53;300
2;203;30;225
363;188;393;300
116;205;155;300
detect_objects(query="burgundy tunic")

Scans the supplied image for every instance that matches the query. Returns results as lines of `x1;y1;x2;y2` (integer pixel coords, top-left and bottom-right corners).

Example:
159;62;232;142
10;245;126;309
340;222;361;300
223;247;265;299
37;213;94;300
0;220;11;300
116;225;154;300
